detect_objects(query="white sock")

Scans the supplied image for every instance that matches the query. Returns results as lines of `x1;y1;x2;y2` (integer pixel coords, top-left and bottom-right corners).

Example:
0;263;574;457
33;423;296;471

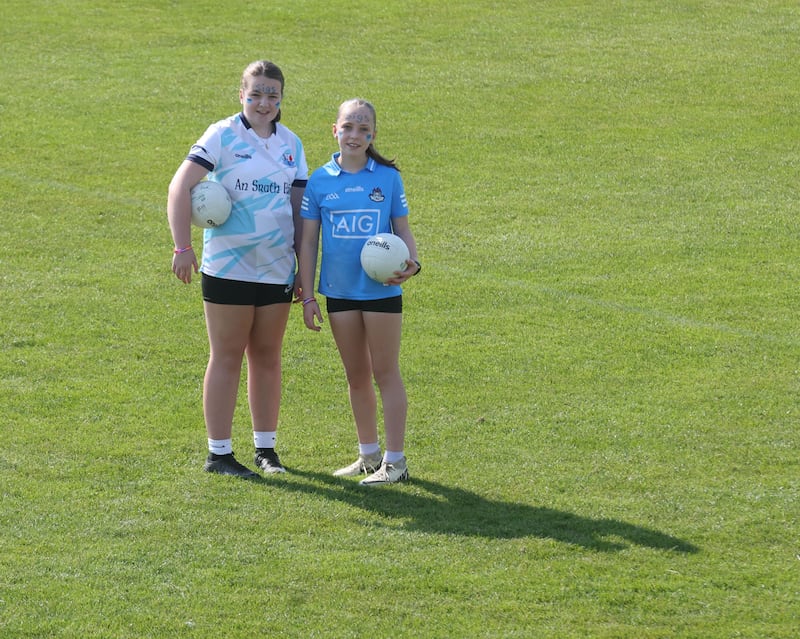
254;431;277;449
208;438;232;455
359;442;381;456
384;450;404;464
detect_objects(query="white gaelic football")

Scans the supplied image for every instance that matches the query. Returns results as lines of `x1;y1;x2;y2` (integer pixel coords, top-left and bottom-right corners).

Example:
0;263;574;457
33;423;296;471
360;234;410;283
190;181;232;228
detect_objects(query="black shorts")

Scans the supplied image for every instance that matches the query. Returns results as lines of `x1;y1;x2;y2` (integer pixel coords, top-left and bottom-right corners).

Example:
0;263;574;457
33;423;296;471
326;295;403;314
202;273;293;307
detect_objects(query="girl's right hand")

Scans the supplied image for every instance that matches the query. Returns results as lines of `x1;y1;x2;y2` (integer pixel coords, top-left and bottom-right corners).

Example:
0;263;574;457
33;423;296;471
172;249;199;284
302;300;323;331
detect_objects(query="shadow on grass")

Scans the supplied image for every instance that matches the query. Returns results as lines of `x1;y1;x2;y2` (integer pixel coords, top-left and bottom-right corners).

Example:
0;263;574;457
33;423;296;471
267;470;698;553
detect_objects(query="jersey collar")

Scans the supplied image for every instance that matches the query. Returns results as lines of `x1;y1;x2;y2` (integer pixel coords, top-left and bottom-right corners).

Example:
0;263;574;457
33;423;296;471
328;152;376;176
239;113;278;136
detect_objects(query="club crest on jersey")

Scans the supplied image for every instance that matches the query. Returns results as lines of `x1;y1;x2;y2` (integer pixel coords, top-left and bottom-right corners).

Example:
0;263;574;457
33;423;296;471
368;188;385;202
281;152;296;167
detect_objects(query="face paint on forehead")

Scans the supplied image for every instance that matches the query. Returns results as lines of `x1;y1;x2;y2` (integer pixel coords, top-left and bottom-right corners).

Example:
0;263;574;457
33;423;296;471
251;82;281;94
340;110;373;126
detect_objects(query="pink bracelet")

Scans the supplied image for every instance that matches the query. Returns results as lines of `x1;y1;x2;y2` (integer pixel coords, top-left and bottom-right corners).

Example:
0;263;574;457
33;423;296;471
302;297;317;306
174;245;193;254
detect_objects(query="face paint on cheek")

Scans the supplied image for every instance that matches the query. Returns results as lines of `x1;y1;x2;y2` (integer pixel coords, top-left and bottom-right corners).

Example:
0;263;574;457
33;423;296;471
246;98;253;103
275;102;281;110
366;134;372;141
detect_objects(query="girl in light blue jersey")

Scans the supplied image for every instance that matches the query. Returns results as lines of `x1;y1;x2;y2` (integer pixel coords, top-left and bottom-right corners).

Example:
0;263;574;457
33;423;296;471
298;99;421;485
168;60;308;478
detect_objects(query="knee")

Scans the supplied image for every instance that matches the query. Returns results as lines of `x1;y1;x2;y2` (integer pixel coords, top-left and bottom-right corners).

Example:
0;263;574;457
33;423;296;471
209;344;245;365
246;347;281;374
372;366;403;390
345;369;375;392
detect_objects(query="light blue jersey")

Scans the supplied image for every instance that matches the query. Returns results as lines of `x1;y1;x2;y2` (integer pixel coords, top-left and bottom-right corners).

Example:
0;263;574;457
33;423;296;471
301;153;409;300
187;113;308;285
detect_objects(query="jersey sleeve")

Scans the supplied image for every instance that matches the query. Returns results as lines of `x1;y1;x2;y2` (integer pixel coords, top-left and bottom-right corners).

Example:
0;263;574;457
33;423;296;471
390;170;410;218
292;136;309;187
300;177;321;220
186;122;223;172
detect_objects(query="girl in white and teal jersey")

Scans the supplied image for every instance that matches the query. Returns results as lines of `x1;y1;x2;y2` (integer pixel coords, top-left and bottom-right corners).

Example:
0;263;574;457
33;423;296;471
168;60;308;478
298;98;421;485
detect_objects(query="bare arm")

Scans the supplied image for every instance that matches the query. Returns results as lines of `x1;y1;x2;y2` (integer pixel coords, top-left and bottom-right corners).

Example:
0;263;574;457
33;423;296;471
167;160;209;283
290;184;305;297
297;218;323;331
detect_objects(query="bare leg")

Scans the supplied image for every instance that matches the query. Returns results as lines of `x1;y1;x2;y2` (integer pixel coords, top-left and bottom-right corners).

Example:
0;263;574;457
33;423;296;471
363;311;406;452
329;310;380;447
203;303;253;440
246;303;291;434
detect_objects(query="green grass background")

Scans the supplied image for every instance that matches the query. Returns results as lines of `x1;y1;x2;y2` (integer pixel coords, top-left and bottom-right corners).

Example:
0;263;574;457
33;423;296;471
1;0;798;637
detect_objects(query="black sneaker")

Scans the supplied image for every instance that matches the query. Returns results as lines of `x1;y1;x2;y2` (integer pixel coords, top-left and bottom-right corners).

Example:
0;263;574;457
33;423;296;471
204;453;257;478
255;448;286;474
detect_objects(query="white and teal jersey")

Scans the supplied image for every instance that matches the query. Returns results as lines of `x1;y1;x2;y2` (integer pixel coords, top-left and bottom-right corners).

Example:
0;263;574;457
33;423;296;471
187;113;308;285
301;153;409;300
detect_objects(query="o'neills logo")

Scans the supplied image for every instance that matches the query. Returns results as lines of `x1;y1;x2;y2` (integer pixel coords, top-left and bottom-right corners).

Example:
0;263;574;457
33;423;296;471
366;238;391;251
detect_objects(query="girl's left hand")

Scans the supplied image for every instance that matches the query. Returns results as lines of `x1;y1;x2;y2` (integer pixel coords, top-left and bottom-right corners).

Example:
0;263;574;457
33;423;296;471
385;259;420;285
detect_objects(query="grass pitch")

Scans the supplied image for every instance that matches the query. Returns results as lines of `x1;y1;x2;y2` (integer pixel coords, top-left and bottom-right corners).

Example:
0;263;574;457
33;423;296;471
1;1;798;637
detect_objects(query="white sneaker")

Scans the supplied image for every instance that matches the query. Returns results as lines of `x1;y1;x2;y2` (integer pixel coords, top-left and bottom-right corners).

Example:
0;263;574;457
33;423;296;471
333;452;383;477
360;458;409;485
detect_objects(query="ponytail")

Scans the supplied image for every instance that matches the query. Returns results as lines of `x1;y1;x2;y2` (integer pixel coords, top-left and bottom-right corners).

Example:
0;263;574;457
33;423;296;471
367;144;399;171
